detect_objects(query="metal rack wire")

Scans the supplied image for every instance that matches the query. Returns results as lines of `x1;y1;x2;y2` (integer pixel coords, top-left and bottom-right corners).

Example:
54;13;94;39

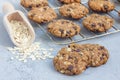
16;0;120;45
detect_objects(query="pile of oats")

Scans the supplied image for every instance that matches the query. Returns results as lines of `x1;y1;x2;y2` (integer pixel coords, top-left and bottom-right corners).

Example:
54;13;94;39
10;20;32;45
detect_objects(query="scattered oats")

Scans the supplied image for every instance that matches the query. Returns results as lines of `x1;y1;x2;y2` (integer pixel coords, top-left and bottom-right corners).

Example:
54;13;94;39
10;57;14;60
8;47;14;51
30;55;36;61
16;56;19;59
23;59;27;63
41;48;46;51
7;42;54;62
10;51;16;54
48;55;54;59
18;58;24;61
40;56;46;60
49;48;53;51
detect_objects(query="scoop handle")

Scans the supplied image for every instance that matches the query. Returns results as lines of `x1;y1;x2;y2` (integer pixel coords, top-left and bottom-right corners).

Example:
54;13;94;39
2;2;15;14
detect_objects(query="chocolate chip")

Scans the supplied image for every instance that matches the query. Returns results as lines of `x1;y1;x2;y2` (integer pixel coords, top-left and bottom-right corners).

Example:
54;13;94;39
43;7;47;10
36;4;40;7
83;11;85;13
68;45;70;48
91;23;96;27
100;56;104;60
86;66;89;69
94;29;99;32
59;29;64;34
76;49;80;52
102;53;105;57
98;46;105;50
67;31;71;34
29;5;32;8
75;31;78;35
68;56;73;59
98;23;104;27
62;54;65;57
68;65;73;71
73;45;76;48
72;27;77;30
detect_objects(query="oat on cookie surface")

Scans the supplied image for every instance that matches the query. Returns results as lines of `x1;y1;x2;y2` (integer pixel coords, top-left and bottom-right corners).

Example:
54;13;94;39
59;3;89;19
88;0;115;12
83;14;114;32
21;0;48;8
28;6;57;23
47;19;80;38
58;0;81;4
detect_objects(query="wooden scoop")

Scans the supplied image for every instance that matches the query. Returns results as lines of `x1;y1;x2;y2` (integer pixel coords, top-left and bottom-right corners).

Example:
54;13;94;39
2;2;35;47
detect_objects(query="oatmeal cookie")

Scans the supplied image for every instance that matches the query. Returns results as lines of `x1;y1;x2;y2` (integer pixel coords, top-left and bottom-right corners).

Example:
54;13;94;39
53;46;87;75
20;0;48;8
59;3;89;19
83;14;114;32
28;6;57;23
88;0;115;12
47;19;80;38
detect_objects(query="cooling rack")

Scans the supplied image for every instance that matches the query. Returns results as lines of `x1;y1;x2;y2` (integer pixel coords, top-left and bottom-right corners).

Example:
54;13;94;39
16;0;120;45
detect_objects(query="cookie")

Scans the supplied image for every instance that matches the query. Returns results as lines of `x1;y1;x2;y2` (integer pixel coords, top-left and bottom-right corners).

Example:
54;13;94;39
88;0;115;12
82;44;109;67
59;3;89;19
83;14;114;32
47;19;80;38
28;6;57;23
58;0;81;4
53;47;87;75
20;0;48;8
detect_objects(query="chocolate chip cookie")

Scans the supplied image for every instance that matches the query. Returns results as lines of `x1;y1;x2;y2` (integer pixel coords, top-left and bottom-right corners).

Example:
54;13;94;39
28;6;57;23
21;0;48;8
88;0;115;12
53;46;87;75
83;14;114;32
47;19;80;38
59;3;89;19
82;44;109;67
58;0;81;4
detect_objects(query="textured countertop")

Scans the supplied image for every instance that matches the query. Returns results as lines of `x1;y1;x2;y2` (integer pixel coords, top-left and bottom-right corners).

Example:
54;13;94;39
0;0;120;80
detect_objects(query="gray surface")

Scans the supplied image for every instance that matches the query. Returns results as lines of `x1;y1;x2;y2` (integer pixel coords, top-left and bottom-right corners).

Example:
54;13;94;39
0;0;120;80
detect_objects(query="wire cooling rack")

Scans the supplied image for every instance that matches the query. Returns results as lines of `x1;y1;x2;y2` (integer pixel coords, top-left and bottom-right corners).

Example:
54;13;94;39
16;0;120;44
